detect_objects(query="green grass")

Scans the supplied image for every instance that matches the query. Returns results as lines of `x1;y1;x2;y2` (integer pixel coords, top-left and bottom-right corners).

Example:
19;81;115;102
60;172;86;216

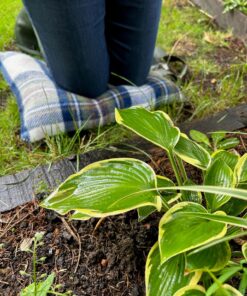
0;0;246;176
0;0;22;49
158;0;247;119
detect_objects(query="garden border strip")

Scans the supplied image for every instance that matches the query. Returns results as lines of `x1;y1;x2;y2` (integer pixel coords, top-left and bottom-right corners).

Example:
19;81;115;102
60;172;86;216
0;103;246;213
191;0;247;39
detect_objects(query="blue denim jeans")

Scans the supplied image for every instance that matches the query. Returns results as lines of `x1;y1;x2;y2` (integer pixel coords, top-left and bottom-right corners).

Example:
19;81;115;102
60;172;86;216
23;0;162;97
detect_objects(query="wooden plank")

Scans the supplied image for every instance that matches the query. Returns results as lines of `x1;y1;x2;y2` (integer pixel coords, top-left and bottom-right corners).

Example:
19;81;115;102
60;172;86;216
179;103;247;133
191;0;247;39
0;149;147;213
1;104;247;213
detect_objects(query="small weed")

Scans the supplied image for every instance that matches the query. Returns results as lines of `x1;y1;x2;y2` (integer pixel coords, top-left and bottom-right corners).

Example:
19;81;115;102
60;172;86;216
20;232;74;296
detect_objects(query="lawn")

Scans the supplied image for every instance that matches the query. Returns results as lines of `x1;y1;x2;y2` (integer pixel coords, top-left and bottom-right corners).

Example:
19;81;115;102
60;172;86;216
0;0;246;176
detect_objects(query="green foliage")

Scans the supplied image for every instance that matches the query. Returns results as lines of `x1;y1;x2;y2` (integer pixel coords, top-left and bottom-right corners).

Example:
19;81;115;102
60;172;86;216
41;107;247;295
20;232;74;296
223;0;247;15
189;130;240;153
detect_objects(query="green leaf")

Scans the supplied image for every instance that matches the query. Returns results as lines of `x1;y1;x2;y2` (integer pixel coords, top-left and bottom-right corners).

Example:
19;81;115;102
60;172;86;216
188;231;247;255
155;185;247;202
187;242;231;272
200;142;213;154
159;202;227;263
138;175;175;221
182;179;202;203
182;212;247;228
204;159;236;211
137;206;156;222
213;284;243;296
212;150;240;171
69;212;92;220
174;285;206;296
190;130;210;146
206;266;242;296
217;138;240;150
41;158;162;217
239;271;247;296
115;108;180;153
20;273;55;296
174;134;211;170
242;243;247;261
146;243;191;296
211;131;226;146
235;154;247;185
219;198;247;216
156;175;176;196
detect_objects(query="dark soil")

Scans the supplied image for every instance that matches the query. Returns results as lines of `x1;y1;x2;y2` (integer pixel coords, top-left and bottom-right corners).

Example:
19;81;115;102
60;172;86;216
0;203;160;296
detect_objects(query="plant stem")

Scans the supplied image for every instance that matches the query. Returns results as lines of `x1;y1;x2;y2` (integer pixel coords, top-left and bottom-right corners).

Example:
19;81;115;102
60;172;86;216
167;151;183;186
161;199;170;211
48;291;67;296
239;269;247;295
33;239;37;296
176;156;187;182
208;271;229;296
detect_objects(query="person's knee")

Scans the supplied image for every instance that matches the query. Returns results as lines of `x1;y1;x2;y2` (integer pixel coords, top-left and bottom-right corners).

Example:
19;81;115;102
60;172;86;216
54;67;109;98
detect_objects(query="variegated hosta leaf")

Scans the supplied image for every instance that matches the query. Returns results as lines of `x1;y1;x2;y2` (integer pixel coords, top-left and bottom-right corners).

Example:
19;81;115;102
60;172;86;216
242;243;247;261
174;285;206;296
69;212;91;220
204;159;236;211
211;131;226;146
190;130;210;147
41;158;162;218
145;243;191;296
115;108;180;153
217;138;240;150
182;179;202;203
138;175;176;221
155;185;247;202
212;150;240;171
159;202;227;264
219;198;247;216
235;154;247;187
214;284;243;296
186;242;231;272
174;134;211;170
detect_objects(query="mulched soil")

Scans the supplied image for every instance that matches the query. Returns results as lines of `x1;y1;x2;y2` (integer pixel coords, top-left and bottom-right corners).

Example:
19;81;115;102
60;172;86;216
0;129;246;296
0;203;160;296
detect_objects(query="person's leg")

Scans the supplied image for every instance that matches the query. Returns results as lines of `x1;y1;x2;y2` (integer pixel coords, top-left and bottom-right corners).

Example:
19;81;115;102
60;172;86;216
22;0;109;97
105;0;162;86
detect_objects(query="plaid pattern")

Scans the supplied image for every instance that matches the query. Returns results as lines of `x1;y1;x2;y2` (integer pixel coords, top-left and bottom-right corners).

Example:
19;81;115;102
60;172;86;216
0;51;183;142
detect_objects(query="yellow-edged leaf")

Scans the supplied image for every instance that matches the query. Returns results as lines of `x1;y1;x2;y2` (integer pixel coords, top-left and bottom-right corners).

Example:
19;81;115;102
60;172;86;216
159;202;227;263
41;158;162;218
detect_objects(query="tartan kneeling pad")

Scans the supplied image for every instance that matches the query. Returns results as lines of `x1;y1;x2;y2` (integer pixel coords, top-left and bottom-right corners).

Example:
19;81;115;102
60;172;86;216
0;51;183;142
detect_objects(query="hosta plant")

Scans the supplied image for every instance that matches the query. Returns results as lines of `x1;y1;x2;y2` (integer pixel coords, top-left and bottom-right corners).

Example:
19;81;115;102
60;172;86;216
41;107;247;295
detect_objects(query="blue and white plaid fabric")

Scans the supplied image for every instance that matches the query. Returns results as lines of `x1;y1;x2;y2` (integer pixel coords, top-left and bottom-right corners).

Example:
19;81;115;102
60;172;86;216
0;51;183;142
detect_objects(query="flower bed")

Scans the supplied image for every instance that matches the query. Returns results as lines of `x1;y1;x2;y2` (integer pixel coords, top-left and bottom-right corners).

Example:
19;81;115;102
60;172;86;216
1;108;247;295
